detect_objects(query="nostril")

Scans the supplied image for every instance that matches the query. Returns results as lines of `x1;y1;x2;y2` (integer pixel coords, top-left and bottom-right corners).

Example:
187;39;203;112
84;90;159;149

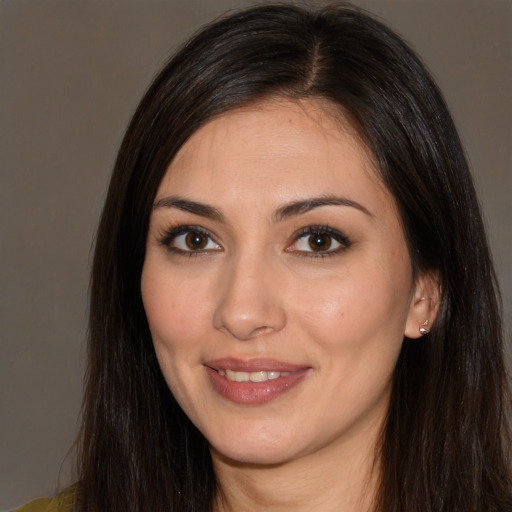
212;267;287;340
214;323;278;340
251;326;274;337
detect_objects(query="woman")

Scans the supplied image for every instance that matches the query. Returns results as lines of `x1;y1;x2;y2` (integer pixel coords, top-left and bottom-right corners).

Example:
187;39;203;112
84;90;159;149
16;3;511;511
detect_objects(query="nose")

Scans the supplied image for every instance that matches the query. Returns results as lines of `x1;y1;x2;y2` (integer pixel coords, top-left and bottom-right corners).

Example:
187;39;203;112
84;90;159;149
212;253;287;341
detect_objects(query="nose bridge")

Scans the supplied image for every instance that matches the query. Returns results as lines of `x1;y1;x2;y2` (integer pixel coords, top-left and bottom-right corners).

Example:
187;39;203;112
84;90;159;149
213;249;287;340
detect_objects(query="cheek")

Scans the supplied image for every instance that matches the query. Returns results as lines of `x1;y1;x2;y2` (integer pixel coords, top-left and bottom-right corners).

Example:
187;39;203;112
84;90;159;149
141;265;212;357
141;263;215;413
292;260;412;354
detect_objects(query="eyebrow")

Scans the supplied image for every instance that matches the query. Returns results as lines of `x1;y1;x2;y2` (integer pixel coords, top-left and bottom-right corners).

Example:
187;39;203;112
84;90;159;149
152;194;372;223
273;196;373;222
153;196;225;222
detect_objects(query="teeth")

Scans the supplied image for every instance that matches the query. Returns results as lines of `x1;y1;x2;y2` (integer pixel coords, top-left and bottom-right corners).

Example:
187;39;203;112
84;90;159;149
218;369;291;382
249;371;268;382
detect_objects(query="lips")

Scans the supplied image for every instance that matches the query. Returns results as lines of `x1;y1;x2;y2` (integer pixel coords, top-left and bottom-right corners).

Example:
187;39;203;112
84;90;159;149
204;358;311;405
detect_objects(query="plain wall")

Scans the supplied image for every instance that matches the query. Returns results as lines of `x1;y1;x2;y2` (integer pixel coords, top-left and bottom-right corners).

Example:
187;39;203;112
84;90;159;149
1;1;510;509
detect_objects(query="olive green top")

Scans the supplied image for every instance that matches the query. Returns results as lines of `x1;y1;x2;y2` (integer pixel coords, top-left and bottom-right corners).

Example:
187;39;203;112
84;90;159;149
12;490;75;512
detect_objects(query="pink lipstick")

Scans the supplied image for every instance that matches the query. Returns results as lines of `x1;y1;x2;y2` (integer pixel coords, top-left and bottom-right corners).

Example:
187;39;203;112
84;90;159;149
204;358;310;405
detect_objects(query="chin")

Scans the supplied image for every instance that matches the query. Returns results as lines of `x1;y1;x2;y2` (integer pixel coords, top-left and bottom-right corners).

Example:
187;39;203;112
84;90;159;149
211;443;295;467
207;423;308;467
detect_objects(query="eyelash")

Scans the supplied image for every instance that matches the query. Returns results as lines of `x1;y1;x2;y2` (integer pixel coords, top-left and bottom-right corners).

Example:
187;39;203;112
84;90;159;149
288;224;352;259
158;224;352;258
158;225;220;258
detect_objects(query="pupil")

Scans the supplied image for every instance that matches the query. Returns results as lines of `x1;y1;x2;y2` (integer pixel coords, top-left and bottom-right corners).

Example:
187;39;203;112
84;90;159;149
186;232;207;250
309;233;331;251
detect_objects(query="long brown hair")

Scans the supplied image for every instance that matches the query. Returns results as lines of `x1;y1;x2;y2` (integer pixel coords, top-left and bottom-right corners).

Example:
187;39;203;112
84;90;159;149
77;3;511;511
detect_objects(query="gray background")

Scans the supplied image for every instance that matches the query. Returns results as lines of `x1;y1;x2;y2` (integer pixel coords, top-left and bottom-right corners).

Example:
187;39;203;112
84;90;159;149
1;0;510;509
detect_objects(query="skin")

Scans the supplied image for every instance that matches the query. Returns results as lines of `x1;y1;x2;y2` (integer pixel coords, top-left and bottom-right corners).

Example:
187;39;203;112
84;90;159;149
141;98;437;511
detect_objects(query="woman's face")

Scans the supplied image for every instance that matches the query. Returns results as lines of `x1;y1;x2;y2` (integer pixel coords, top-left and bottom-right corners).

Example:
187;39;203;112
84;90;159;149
142;99;425;466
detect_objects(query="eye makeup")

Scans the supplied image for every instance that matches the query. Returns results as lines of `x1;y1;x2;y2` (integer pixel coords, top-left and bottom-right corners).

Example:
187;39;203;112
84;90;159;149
286;224;352;258
158;224;221;257
157;221;352;260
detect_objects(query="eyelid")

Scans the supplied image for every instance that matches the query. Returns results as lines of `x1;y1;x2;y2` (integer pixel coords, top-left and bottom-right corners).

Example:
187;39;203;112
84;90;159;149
158;224;222;253
286;224;352;256
157;223;350;258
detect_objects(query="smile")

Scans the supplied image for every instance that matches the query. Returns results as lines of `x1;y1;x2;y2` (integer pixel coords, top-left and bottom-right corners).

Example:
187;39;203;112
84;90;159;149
218;369;291;382
204;358;311;405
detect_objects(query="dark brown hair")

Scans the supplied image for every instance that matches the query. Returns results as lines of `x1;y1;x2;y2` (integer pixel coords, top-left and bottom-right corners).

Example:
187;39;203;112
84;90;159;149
77;3;511;511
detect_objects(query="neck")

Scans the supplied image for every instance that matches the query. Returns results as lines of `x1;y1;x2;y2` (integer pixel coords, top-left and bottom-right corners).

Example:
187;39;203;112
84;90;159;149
212;426;381;512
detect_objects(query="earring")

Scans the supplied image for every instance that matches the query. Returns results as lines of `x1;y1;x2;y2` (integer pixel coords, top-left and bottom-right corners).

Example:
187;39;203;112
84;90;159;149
419;320;430;335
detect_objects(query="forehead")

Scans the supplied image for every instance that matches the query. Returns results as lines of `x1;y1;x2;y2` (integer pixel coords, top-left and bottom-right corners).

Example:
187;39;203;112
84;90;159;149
156;98;391;216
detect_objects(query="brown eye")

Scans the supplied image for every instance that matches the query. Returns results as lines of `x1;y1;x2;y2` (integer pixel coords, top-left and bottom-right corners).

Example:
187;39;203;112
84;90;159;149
164;228;221;253
185;231;208;250
308;233;332;252
288;226;350;256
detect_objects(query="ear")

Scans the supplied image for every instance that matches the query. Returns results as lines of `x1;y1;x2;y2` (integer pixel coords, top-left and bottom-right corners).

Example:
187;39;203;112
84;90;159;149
404;271;441;339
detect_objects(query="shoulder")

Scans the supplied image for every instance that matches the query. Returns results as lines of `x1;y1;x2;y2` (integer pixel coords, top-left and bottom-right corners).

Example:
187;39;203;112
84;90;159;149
12;497;54;512
12;489;75;512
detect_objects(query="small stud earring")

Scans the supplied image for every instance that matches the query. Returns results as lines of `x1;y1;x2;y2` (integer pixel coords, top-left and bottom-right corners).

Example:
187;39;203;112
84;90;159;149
419;320;430;335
